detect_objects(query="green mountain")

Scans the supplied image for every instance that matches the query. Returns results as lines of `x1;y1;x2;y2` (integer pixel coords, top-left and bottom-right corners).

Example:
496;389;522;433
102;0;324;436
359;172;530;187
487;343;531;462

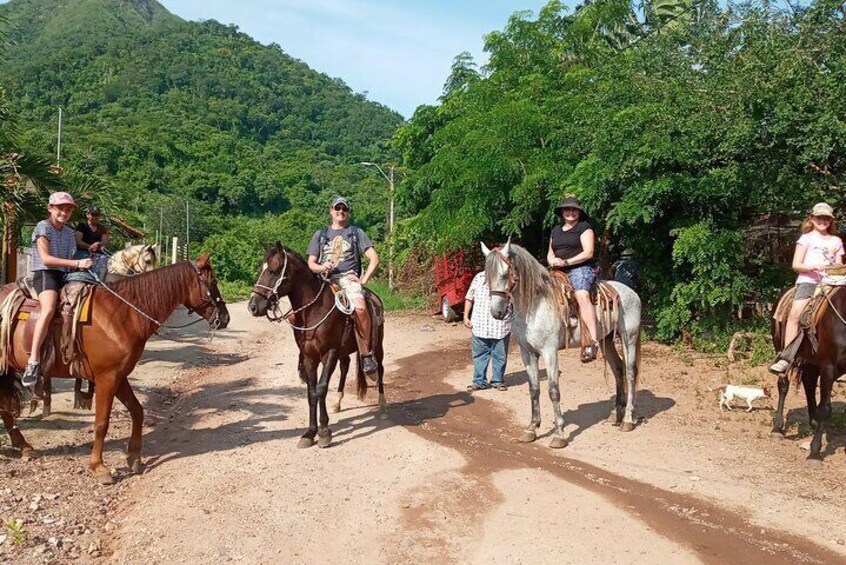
1;0;403;241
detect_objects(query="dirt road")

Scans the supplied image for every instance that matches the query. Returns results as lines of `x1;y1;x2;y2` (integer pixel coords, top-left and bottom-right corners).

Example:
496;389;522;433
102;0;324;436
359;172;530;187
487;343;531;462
2;303;846;563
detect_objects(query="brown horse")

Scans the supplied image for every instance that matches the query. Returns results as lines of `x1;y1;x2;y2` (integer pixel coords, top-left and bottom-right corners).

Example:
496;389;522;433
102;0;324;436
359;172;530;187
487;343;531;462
771;289;846;463
247;244;386;449
0;254;229;483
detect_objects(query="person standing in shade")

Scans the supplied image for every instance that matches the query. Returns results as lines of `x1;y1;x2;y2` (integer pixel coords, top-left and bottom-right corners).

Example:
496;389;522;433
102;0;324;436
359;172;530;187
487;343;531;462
307;196;380;375
611;248;640;291
464;270;511;391
75;206;110;275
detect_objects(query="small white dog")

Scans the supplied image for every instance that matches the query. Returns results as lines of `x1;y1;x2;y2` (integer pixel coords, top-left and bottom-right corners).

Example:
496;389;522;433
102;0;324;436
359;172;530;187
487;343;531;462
716;385;772;412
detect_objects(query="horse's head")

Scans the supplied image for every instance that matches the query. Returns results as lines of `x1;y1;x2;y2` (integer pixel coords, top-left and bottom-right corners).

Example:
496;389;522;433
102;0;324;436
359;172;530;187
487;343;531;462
187;252;230;329
482;239;514;320
137;244;158;273
248;243;293;317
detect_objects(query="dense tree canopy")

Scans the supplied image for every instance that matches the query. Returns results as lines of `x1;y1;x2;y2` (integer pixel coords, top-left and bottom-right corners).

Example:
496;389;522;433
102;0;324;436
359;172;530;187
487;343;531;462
0;0;402;284
395;0;846;339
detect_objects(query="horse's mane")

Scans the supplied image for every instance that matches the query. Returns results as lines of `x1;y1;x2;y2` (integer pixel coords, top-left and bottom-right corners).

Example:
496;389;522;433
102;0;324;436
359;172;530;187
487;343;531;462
107;261;196;321
486;244;558;311
267;244;320;282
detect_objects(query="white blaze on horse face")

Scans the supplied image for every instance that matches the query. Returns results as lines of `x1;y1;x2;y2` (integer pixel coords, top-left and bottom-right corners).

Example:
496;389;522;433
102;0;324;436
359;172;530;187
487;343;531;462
262;262;268;272
481;242;492;257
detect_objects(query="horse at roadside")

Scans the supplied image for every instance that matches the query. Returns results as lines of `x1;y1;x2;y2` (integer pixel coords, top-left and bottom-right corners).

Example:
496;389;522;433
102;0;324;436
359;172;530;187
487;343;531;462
771;287;846;464
105;244;159;282
483;241;643;448
247;243;386;449
0;255;229;483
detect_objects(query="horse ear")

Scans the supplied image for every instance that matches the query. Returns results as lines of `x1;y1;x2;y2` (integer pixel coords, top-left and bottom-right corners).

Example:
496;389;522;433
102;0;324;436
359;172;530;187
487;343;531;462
195;252;211;268
275;241;283;250
502;237;512;255
480;242;491;257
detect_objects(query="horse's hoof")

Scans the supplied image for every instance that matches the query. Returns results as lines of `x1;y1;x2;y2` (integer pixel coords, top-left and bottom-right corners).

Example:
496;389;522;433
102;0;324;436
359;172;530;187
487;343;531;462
93;470;114;485
317;431;332;449
805;457;823;468
20;447;38;461
518;430;537;443
297;437;315;449
332;403;342;414
607;412;623;425
127;457;144;475
549;436;568;449
620;422;636;433
378;409;390;420
769;431;786;440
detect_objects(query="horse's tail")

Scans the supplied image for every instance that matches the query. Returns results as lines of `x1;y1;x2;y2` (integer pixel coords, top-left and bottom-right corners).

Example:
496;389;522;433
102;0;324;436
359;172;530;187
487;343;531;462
0;368;24;419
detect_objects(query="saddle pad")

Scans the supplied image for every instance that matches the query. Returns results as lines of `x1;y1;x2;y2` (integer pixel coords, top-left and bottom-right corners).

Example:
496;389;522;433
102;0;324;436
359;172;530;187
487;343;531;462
16;291;93;324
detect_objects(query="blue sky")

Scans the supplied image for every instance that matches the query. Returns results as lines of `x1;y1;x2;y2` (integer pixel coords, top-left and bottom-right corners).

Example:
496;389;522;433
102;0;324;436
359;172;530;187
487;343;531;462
158;0;556;117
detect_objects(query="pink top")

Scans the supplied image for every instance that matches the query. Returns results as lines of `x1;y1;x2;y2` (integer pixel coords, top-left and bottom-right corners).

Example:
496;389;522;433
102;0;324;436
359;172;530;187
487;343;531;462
796;231;845;285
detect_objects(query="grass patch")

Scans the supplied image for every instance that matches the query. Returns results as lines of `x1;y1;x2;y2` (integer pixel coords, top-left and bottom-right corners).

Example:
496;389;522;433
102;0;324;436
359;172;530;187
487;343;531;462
218;280;253;302
367;280;428;312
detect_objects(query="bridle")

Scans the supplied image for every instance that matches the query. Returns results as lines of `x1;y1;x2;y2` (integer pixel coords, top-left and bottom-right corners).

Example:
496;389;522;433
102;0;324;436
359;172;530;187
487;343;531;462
251;248;335;330
488;247;518;301
188;261;225;331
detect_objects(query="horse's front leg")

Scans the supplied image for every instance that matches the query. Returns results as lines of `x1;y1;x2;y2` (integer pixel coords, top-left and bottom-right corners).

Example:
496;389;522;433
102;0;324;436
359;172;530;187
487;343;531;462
603;335;625;425
807;365;834;465
333;355;350;413
517;346;542;443
544;346;567;449
298;355;319;448
115;378;144;474
90;374;117;484
770;373;790;437
316;350;339;448
2;412;37;460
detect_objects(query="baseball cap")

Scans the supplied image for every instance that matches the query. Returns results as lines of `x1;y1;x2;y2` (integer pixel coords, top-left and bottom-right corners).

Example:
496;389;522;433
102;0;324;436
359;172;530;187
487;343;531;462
48;192;76;207
331;196;351;210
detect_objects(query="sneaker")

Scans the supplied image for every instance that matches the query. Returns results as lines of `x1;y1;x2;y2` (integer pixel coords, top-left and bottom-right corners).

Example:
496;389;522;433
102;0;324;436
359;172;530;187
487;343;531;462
21;362;41;388
769;359;790;375
361;354;379;378
580;341;600;363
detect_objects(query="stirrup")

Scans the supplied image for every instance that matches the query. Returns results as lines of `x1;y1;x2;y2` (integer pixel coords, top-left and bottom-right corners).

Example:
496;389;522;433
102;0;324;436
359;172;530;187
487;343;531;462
361;353;378;378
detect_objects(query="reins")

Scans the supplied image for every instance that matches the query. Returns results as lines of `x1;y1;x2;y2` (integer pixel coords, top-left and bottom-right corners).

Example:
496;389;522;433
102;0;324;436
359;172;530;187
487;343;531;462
488;248;518;301
251;248;344;332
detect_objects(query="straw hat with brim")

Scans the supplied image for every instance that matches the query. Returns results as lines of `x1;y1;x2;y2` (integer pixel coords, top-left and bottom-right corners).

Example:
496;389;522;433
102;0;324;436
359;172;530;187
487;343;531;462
554;196;584;217
48;192;76;207
812;202;835;219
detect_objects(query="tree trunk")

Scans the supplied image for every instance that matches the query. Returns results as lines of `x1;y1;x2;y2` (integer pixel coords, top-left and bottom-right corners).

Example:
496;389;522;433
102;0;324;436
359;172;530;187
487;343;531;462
1;200;17;284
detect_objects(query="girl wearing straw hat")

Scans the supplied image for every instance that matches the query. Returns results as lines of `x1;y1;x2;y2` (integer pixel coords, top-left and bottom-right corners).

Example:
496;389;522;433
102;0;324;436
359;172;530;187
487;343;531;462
770;202;844;375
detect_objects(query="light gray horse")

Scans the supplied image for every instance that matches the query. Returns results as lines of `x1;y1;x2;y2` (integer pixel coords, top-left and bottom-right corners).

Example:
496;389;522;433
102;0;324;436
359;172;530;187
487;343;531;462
482;240;642;449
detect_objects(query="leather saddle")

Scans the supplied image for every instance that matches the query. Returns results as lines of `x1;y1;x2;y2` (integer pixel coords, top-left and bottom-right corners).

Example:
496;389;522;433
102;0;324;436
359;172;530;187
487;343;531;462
549;270;619;349
0;279;95;374
773;285;841;352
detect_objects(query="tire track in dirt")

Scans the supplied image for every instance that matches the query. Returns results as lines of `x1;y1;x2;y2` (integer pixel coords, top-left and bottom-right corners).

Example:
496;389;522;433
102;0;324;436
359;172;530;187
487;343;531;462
388;344;842;565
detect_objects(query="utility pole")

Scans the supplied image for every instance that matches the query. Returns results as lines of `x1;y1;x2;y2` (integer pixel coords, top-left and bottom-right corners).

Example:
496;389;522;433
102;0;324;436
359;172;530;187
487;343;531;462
56;107;63;165
360;162;397;291
185;201;190;260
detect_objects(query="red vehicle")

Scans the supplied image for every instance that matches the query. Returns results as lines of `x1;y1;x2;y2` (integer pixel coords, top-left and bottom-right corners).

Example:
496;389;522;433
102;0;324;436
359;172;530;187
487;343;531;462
431;248;483;322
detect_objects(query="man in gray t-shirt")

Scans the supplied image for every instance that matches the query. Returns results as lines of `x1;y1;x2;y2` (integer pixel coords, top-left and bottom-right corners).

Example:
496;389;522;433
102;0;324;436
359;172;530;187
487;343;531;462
307;196;380;375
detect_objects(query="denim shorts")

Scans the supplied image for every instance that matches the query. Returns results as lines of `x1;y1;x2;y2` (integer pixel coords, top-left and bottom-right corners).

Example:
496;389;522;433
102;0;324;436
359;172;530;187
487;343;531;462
794;282;817;301
567;265;596;292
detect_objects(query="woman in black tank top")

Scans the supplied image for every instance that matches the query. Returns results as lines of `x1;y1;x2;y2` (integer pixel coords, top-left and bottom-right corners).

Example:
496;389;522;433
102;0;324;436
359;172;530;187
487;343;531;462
546;196;600;362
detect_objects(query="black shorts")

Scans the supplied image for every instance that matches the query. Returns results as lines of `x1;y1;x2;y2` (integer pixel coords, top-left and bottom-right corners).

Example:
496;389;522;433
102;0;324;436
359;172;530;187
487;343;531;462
32;270;66;293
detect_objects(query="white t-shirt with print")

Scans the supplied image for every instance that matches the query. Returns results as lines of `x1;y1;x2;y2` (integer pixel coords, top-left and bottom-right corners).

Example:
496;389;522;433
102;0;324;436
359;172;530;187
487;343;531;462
796;230;845;285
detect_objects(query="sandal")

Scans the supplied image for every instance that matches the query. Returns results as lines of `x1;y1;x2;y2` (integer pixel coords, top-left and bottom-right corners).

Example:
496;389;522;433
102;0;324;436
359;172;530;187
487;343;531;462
492;384;508;391
466;383;489;392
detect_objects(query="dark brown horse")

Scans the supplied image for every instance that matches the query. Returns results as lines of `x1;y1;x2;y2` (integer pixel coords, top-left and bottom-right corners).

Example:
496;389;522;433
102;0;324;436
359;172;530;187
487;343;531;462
0;255;229;483
771;289;846;463
247;244;386;449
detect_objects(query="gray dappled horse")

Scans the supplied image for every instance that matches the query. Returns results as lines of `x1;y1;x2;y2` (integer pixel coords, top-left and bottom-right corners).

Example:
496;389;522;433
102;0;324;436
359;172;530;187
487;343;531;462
482;241;643;448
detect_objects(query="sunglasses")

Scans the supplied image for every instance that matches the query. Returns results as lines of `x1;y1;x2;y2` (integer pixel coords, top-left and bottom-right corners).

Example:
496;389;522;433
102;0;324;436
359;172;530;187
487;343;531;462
333;205;349;212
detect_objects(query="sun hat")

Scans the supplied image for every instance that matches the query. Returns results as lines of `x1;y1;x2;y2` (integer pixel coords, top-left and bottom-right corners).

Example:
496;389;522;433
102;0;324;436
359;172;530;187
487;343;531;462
48;192;76;207
330;196;351;210
811;202;835;219
554;196;583;216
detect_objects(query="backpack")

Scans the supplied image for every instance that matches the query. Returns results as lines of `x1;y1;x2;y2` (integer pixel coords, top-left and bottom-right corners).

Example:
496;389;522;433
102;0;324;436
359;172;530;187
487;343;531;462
318;225;362;277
